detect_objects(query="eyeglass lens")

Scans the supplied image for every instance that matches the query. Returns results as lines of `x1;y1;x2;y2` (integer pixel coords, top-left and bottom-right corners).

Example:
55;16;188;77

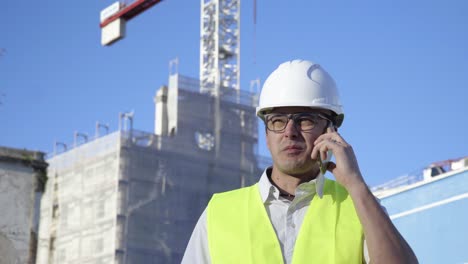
266;113;324;132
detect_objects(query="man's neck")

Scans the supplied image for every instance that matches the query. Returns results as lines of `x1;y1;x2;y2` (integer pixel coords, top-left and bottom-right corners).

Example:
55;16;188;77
269;167;319;196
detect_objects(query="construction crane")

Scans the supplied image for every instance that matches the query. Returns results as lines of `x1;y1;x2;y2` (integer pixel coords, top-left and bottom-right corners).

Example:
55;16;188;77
99;0;163;46
200;0;240;95
99;0;241;98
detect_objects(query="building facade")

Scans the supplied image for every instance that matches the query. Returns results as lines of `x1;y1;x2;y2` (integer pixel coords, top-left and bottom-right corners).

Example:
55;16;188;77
37;73;269;264
373;157;468;263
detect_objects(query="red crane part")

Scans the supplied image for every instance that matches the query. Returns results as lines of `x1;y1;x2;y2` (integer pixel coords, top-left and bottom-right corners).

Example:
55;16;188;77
100;0;163;28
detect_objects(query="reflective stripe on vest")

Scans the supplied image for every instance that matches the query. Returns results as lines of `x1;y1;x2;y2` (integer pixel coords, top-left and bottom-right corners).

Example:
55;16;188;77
207;179;363;264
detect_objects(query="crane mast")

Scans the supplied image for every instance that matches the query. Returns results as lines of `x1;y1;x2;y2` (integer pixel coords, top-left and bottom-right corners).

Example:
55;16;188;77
200;0;240;95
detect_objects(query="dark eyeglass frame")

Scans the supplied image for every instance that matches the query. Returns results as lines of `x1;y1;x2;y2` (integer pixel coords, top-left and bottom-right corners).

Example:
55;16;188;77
264;112;332;132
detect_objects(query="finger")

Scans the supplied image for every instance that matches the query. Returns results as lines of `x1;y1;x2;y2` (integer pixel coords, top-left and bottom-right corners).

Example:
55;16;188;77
331;136;349;147
311;144;320;160
329;137;344;146
319;143;330;161
315;130;337;144
314;133;330;144
312;140;329;160
315;132;348;147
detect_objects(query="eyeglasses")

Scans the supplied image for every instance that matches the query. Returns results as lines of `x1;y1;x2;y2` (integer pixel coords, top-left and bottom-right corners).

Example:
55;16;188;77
264;113;332;132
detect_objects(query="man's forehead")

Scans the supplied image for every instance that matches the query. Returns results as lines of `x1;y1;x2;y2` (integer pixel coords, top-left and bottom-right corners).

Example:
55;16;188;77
270;107;330;114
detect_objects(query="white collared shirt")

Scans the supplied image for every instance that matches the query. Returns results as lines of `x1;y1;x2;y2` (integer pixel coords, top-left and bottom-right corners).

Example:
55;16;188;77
181;168;370;264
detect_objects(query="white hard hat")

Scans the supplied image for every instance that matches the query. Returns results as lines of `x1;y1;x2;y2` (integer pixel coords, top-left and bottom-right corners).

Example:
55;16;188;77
256;59;344;127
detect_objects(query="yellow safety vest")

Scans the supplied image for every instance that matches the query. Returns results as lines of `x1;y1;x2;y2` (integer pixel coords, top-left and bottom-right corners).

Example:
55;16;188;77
207;179;363;264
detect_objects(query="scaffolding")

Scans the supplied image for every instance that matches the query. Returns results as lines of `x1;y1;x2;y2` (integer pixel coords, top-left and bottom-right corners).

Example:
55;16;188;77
37;72;270;263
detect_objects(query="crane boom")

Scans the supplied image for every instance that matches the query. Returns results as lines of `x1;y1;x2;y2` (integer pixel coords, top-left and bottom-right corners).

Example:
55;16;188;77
100;0;163;28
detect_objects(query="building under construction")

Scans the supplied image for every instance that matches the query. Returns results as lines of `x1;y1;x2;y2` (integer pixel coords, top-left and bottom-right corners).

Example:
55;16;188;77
36;0;271;263
36;70;269;263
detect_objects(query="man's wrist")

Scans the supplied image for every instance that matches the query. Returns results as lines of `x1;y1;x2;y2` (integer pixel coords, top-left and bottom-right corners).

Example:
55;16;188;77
345;178;370;199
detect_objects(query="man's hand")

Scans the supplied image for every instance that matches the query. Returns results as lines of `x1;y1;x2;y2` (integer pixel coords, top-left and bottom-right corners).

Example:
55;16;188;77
312;128;419;263
311;127;365;192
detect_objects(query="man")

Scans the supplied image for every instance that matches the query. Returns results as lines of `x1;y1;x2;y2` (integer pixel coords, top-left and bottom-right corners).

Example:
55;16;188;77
182;60;418;263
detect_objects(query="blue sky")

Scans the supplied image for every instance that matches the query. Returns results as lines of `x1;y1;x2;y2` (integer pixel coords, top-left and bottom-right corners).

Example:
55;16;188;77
1;0;467;187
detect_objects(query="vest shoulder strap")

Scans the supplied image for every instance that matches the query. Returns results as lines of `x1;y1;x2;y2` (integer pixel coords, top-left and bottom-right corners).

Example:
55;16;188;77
292;179;364;263
207;184;283;264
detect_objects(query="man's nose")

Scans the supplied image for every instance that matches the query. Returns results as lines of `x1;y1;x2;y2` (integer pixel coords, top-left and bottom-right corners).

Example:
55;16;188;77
283;119;299;137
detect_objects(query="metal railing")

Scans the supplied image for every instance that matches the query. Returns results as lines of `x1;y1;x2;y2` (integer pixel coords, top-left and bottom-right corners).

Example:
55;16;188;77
176;74;259;107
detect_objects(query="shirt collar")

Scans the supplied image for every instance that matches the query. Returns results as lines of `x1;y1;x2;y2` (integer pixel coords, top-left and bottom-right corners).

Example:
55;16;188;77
258;167;325;203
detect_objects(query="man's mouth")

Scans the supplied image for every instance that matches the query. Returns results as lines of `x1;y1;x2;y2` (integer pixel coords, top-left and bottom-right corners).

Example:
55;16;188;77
283;145;304;154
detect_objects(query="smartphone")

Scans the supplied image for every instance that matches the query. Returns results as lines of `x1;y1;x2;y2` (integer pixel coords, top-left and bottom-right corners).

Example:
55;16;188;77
317;123;334;174
318;151;333;175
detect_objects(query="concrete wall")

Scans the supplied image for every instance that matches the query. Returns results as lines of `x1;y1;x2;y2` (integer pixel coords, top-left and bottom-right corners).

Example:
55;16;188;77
0;147;47;264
